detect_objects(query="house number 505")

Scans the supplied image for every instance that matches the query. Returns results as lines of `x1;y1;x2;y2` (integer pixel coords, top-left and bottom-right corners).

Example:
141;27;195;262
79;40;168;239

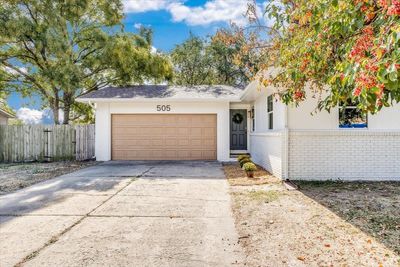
156;105;171;111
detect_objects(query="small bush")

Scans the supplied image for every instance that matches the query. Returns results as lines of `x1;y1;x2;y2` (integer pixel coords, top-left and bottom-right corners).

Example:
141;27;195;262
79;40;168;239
237;154;250;162
242;162;257;172
239;158;252;167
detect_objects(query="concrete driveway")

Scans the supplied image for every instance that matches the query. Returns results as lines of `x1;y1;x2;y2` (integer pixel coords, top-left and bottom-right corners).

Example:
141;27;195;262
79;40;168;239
0;161;244;267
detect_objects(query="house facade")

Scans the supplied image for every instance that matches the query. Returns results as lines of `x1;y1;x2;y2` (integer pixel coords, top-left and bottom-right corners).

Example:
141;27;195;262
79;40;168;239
78;83;400;181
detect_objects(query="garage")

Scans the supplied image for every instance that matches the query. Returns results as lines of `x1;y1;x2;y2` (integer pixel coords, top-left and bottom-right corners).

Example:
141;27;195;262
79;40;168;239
77;85;242;161
111;114;217;160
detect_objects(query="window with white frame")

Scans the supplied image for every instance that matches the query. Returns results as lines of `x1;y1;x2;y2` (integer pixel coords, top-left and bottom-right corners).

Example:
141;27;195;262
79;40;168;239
339;100;368;128
267;95;273;130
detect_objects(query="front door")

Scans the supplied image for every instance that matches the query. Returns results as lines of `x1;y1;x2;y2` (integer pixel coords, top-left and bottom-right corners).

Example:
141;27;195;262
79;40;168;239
230;109;247;150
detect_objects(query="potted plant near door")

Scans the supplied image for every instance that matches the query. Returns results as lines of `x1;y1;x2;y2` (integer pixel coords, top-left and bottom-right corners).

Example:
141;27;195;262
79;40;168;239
242;162;257;178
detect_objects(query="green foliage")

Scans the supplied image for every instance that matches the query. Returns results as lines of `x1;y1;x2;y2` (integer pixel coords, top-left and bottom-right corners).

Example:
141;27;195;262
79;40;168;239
170;34;216;86
239;158;252;167
262;0;400;113
8;118;24;125
237;154;250;162
248;190;280;202
242;162;257;172
0;0;173;124
170;34;250;86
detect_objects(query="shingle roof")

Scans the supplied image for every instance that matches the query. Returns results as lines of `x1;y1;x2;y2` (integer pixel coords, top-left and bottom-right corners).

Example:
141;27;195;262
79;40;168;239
78;85;244;101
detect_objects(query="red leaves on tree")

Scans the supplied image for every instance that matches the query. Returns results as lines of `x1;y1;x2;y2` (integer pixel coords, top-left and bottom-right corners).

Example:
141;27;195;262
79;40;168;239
379;0;400;16
349;26;375;62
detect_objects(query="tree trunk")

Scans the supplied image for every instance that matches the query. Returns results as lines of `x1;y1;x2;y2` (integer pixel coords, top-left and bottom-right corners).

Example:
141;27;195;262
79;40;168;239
50;98;60;125
62;92;73;125
63;105;70;125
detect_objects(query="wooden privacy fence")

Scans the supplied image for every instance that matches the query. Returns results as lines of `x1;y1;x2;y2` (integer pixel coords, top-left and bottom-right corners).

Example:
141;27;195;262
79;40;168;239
0;124;95;163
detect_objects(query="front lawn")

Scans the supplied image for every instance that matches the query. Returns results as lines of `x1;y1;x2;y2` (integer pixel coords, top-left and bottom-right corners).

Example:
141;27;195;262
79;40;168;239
225;163;400;266
295;180;400;255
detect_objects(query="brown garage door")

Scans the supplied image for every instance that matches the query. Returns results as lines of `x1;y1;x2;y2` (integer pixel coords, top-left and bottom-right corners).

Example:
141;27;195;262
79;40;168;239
112;114;217;160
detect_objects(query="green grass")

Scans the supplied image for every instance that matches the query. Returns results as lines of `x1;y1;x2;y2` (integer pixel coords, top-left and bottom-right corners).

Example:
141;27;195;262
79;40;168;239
248;190;281;203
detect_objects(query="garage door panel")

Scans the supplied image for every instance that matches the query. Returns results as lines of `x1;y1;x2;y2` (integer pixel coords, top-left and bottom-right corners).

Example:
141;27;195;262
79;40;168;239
203;139;216;147
203;128;216;136
202;150;216;159
190;128;202;136
164;139;178;146
112;114;217;160
177;128;190;135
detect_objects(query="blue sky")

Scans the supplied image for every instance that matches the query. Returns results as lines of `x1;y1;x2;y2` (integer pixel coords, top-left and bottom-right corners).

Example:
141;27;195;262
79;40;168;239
8;0;267;124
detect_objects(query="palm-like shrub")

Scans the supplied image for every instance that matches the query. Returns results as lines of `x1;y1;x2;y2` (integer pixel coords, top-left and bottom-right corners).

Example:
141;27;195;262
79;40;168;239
242;162;257;172
237;154;250;162
239;158;252;167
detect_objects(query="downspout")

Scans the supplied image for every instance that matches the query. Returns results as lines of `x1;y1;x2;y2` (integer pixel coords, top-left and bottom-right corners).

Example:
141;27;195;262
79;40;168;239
283;105;289;180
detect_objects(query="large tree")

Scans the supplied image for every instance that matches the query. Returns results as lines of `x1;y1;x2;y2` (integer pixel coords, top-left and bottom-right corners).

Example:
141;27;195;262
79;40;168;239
220;0;400;113
210;26;267;86
170;35;216;86
0;0;173;124
170;33;253;87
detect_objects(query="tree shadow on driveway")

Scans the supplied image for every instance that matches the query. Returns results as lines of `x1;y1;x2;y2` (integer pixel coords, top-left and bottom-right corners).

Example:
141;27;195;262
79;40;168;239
0;160;226;225
0;173;133;225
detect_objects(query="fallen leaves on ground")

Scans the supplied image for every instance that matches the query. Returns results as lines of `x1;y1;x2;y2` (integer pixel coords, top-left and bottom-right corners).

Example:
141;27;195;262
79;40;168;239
229;181;400;266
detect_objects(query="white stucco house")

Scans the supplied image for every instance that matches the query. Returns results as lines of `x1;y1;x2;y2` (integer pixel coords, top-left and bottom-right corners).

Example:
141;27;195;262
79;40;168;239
78;82;400;181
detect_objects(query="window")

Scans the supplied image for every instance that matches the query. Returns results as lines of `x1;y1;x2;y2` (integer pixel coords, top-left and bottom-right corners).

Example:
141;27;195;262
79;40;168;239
339;100;368;128
251;107;255;132
267;95;273;130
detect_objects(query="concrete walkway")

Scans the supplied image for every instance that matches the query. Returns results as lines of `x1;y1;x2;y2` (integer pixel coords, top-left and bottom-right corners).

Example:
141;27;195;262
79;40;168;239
0;161;244;267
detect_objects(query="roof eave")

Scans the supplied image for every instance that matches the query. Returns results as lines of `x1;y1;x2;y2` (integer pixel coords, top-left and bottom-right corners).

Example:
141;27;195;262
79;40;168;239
77;97;242;103
0;109;15;118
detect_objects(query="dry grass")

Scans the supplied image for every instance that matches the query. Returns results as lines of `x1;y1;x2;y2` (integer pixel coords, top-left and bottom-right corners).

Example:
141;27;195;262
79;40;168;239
229;185;400;266
0;161;98;195
295;180;400;255
223;162;280;186
224;165;400;265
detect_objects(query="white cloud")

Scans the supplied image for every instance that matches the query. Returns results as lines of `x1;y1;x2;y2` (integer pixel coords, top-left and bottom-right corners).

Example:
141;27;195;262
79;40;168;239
134;23;142;29
16;107;47;124
123;0;175;13
123;0;267;26
16;108;65;124
151;46;157;54
167;0;251;26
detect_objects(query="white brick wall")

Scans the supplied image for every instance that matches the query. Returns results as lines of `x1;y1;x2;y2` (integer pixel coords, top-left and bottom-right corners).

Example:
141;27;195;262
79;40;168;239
288;130;400;181
250;131;284;179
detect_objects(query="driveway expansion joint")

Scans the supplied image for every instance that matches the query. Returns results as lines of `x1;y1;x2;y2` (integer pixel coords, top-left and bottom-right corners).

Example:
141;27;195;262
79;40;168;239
86;214;233;219
114;193;229;202
14;167;154;267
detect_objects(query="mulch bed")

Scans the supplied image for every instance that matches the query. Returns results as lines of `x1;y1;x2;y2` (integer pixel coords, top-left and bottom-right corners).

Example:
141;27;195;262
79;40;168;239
223;162;281;186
